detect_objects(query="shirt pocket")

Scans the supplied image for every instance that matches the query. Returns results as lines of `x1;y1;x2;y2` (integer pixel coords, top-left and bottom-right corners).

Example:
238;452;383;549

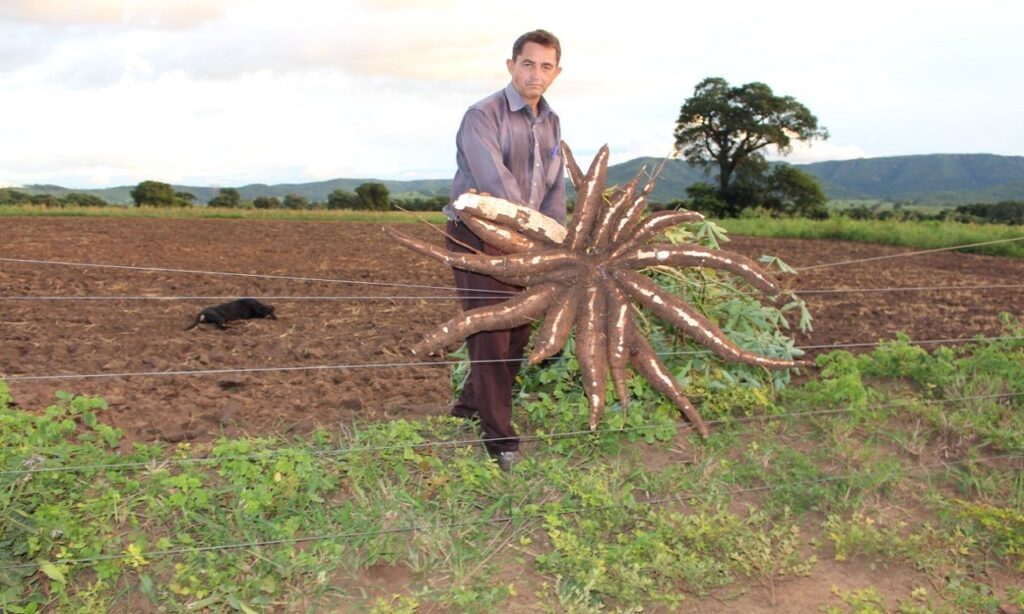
543;145;563;189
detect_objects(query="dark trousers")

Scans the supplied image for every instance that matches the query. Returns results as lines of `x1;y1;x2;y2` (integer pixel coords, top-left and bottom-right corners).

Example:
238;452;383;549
446;221;531;453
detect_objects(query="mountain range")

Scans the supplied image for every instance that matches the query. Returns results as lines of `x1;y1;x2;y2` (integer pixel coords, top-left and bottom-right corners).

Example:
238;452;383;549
16;153;1024;206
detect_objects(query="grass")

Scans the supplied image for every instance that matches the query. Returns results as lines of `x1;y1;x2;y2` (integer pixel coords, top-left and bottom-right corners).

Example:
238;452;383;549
2;323;1023;612
720;217;1024;258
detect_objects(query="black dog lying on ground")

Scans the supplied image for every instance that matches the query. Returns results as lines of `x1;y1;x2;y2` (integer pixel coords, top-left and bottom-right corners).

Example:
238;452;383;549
185;298;277;331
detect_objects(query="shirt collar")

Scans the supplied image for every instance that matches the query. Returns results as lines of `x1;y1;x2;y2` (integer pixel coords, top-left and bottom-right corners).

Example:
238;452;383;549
504;82;551;120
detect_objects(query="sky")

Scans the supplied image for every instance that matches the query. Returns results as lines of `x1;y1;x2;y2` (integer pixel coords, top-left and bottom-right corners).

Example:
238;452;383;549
1;0;1021;189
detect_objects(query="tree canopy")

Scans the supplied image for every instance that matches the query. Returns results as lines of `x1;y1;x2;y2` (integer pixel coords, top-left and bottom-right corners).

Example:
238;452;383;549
252;195;280;209
327;189;361;210
283;193;308;210
763;165;828;219
207;187;240;208
674;77;828;213
175;191;197;207
130;180;178;208
355;182;390;211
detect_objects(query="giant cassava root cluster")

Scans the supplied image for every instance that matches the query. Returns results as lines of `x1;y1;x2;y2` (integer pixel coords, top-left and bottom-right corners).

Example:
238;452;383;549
385;142;809;436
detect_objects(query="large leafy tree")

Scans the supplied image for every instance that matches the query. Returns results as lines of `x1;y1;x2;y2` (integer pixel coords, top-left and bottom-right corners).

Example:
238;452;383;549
130;180;177;207
763;165;828;219
326;188;361;210
283;193;309;209
175;191;197;207
252;195;280;209
355;182;390;211
207;187;240;208
674;77;828;210
61;192;107;207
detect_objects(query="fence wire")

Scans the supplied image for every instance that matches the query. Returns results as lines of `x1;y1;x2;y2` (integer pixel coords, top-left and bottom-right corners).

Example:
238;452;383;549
2;281;1023;302
3;334;1020;383
0;454;1017;573
0;256;491;295
795;236;1024;271
4;235;1023;296
3;391;1019;477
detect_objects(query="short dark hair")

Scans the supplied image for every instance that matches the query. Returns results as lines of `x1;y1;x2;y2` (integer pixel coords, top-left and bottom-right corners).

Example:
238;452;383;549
512;29;561;64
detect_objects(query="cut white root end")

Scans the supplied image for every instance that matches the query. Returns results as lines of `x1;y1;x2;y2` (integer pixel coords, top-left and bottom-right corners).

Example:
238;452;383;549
453;193;567;245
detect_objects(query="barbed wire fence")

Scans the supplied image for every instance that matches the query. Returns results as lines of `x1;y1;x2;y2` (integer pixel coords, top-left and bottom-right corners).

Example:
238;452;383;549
0;453;1019;573
2;390;1020;477
1;235;1023;578
1;236;1022;467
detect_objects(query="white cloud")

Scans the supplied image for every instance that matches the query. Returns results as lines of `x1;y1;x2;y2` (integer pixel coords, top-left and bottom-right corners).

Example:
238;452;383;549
2;0;1023;188
0;0;231;28
0;65;471;187
770;141;869;164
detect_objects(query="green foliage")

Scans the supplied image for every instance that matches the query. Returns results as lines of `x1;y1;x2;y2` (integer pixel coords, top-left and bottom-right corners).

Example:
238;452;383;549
683;182;729;217
390;195;450;212
951;200;1024;225
763;165;829;219
326;188;360;210
647;220;809;388
954;500;1024;570
836;199;1024;227
0;386;160;609
512;218;806;454
824;512;913;563
537;500;814;609
824;585;934;614
674;77;828;212
130;180;180;208
59;192;108;208
174;191;196;207
283;193;309;210
719;215;1024;259
0;188;31;205
685;164;829;219
207;187;240;208
355;182;391;211
1;188;110;208
251;195;280;209
1;317;1022;610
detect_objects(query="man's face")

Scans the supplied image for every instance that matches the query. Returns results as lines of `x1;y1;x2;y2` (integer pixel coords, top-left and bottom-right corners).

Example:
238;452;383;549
507;42;561;106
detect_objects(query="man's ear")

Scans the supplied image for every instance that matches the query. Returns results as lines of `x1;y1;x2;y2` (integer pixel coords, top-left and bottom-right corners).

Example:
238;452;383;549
506;58;515;74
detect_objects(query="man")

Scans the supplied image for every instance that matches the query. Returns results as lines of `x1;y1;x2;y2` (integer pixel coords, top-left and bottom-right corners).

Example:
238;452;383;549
442;29;566;471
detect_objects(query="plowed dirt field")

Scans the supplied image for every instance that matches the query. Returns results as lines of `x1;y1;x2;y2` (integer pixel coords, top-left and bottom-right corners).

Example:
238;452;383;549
2;217;1021;446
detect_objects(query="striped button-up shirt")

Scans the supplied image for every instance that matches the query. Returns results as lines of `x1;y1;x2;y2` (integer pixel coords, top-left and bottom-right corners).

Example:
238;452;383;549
445;83;566;225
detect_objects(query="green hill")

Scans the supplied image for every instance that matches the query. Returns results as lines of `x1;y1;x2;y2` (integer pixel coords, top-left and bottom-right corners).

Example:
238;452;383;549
602;154;1024;205
798;154;1024;204
16;153;1024;207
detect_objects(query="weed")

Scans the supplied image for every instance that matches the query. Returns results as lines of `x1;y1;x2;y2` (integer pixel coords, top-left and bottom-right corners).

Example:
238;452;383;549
1;321;1022;610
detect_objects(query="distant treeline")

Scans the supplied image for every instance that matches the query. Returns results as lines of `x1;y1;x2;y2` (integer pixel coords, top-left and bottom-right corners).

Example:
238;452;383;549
5;185;1024;226
0;188;107;207
0;183;448;212
841;201;1024;225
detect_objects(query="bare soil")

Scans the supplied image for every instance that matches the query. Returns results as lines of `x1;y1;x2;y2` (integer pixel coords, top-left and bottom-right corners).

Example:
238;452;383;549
2;216;1023;612
2;217;1021;447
